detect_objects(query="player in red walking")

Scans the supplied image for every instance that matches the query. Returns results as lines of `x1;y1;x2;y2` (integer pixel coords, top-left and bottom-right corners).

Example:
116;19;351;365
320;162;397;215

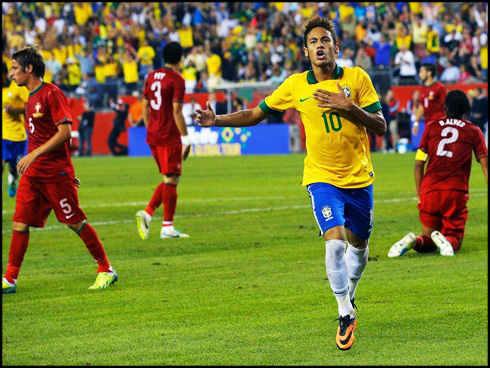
389;90;488;257
412;63;447;136
135;42;191;239
2;47;117;294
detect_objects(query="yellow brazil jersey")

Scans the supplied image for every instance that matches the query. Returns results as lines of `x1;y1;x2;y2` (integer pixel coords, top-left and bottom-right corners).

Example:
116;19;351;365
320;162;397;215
259;65;381;188
2;80;29;141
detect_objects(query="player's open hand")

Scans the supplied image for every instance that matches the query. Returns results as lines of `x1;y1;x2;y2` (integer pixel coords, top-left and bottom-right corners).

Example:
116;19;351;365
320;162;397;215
17;152;37;174
412;125;419;136
313;82;351;111
195;101;216;127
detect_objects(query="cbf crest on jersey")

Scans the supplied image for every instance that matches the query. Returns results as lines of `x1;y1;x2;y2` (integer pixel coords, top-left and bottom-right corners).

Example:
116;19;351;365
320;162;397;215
340;84;351;98
33;102;44;118
322;205;334;221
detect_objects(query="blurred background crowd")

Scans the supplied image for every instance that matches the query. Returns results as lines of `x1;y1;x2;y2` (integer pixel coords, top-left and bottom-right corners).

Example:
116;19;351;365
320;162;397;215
2;2;488;109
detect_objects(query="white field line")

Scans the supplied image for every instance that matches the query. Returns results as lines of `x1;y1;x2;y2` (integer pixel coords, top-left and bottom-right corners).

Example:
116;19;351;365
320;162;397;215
1;192;487;234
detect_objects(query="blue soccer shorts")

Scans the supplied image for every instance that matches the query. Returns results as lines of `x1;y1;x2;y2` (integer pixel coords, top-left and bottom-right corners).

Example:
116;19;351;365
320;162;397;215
306;182;374;240
2;139;27;169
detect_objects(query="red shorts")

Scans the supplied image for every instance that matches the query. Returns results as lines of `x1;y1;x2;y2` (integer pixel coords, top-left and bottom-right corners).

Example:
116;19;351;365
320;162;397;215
150;142;182;176
12;175;87;228
418;190;469;238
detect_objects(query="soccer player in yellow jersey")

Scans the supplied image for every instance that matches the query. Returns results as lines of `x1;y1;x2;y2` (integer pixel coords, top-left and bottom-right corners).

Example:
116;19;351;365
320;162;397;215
196;16;386;350
2;61;28;197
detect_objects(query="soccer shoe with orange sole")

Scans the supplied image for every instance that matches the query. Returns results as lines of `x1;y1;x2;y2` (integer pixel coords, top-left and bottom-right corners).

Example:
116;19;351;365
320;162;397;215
335;314;357;350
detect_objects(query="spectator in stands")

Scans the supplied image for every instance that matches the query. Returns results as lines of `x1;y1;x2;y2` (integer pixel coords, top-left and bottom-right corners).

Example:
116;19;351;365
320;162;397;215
372;33;392;68
394;43;417;84
386;89;400;151
379;91;395;153
336;48;354;68
137;39;156;80
470;87;488;134
221;51;237;83
75;47;95;77
407;90;421;128
426;25;441;58
44;53;62;84
440;59;460;83
108;98;129;156
354;42;373;71
78;102;95;157
411;14;428;59
205;45;222;90
208;92;227;115
182;97;202;126
121;48;139;95
85;72;102;108
182;59;198;93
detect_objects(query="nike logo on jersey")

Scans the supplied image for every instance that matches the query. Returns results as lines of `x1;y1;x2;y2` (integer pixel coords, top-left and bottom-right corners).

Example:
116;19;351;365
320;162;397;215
66;213;75;219
300;96;312;102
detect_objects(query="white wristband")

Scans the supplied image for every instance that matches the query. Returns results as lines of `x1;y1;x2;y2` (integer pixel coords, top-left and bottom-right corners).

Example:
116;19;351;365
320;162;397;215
413;121;419;127
182;135;190;146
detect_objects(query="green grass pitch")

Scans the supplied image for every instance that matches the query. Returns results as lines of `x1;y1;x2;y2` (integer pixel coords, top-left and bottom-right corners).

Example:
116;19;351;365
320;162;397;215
2;152;488;365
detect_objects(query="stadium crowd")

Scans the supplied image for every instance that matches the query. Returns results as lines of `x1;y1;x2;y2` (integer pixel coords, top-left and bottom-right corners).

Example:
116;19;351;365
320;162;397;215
2;2;488;109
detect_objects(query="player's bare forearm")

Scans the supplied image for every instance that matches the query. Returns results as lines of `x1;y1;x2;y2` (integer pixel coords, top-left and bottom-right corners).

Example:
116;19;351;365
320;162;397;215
216;109;265;127
342;105;387;136
172;102;188;137
196;103;268;127
142;98;150;127
480;157;488;183
415;104;424;123
17;123;72;174
414;160;426;199
174;111;188;136
313;82;387;136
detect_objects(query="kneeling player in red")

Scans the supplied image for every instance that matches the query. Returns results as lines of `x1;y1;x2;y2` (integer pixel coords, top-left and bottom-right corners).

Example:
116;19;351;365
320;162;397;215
2;47;117;294
388;90;488;258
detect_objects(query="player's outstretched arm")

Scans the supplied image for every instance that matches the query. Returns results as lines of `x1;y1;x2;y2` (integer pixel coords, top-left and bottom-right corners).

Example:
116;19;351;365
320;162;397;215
196;102;268;128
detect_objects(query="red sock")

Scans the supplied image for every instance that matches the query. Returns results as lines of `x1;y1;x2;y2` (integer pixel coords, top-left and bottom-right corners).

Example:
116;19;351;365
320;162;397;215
145;182;165;217
77;222;111;273
413;235;437;253
445;236;461;252
163;183;177;222
4;230;30;283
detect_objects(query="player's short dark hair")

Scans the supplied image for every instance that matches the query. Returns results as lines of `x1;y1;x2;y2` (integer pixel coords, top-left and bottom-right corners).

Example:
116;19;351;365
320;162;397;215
2;61;7;75
303;16;337;48
445;90;471;119
421;63;436;78
12;47;45;78
162;42;183;65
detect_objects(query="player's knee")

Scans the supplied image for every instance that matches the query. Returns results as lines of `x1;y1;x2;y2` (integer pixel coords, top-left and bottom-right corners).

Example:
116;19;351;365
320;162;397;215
163;175;179;185
12;221;29;232
67;220;85;233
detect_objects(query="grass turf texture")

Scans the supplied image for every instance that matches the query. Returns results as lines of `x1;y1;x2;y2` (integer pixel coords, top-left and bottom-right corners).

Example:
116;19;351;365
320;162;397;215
2;152;488;365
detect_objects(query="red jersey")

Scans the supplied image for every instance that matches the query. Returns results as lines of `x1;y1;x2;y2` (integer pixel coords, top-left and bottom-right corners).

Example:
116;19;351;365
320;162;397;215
24;82;75;182
419;116;488;194
142;66;185;147
420;81;447;123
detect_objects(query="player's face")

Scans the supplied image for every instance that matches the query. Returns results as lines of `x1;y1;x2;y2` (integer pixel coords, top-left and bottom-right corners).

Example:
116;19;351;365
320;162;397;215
304;27;339;67
418;66;427;82
9;59;30;87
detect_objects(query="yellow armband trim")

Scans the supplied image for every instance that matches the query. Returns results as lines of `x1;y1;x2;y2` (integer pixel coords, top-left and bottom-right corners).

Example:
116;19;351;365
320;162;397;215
415;149;428;161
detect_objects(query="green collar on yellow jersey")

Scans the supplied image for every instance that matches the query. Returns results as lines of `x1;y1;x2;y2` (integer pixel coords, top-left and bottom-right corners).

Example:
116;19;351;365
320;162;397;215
307;64;344;84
